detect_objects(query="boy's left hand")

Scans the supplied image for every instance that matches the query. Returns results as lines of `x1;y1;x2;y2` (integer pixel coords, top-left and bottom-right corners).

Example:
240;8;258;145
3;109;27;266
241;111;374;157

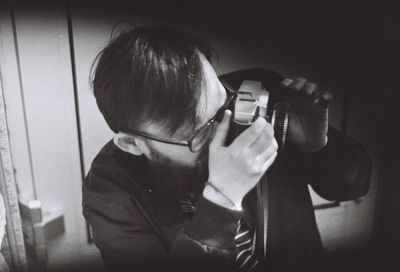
281;77;333;152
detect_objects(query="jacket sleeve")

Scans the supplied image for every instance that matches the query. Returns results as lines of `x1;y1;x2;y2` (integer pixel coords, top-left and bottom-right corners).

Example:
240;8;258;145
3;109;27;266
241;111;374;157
83;192;242;272
282;126;372;201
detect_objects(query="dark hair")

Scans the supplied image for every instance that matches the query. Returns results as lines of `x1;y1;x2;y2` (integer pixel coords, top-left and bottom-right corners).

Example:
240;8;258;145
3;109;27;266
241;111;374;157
92;25;215;135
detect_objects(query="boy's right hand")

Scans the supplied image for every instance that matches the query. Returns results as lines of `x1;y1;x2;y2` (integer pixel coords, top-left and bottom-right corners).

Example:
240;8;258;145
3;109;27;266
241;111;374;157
204;110;278;209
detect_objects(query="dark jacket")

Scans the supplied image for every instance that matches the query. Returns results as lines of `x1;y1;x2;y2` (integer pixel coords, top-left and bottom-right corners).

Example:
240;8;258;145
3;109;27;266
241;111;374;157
82;68;371;272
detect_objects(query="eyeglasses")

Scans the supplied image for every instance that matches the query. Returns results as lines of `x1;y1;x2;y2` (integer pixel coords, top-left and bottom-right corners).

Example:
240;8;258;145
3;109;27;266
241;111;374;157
129;79;237;152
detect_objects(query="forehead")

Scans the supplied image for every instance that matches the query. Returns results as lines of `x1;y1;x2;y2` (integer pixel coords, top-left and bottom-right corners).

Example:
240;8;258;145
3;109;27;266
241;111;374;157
144;54;226;139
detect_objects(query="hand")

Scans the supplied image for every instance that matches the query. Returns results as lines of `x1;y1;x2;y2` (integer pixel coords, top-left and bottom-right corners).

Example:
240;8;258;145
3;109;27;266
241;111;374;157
204;110;278;209
281;77;332;152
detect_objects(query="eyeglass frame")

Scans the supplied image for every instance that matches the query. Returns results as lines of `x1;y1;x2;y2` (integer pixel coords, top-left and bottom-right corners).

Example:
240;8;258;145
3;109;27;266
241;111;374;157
128;79;237;152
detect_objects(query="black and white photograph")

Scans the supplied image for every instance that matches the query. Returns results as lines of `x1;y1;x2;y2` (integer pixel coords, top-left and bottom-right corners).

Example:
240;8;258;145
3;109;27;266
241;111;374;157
0;0;399;271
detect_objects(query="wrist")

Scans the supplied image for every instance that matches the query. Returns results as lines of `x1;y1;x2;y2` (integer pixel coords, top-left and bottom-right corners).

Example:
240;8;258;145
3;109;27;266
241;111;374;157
203;182;242;211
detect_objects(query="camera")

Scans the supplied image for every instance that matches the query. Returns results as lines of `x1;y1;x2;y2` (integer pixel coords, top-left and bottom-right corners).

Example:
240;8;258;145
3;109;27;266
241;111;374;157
226;80;289;149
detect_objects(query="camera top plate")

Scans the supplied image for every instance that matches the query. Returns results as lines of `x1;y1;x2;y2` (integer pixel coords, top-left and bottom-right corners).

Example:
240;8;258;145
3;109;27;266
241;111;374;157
233;80;269;125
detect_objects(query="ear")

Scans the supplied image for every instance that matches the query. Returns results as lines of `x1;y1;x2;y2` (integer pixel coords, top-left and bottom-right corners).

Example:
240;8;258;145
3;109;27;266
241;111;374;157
113;132;145;156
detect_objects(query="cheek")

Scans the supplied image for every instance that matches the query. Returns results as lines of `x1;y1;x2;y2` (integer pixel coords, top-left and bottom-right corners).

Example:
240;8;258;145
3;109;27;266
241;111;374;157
146;141;201;167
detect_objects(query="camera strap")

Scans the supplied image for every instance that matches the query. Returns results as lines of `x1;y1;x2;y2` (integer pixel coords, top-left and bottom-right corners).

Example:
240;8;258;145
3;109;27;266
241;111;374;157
255;174;269;261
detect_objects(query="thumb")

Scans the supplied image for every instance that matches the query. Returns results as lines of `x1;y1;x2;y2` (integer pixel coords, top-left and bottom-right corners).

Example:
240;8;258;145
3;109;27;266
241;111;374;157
210;110;232;148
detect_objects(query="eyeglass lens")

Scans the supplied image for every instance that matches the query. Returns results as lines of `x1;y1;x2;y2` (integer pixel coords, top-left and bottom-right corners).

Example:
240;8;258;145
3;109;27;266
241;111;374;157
190;124;214;152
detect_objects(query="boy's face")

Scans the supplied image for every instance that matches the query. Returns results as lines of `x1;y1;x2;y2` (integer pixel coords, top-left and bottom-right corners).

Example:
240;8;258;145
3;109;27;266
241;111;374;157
138;54;227;171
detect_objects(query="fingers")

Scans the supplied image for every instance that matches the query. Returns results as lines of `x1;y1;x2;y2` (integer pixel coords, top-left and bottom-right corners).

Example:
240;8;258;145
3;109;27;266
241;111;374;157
305;82;319;98
249;122;277;166
230;117;268;149
280;78;293;87
249;123;276;152
232;119;277;171
252;136;278;169
262;151;278;171
281;77;307;92
210;110;232;148
282;77;317;95
281;77;332;108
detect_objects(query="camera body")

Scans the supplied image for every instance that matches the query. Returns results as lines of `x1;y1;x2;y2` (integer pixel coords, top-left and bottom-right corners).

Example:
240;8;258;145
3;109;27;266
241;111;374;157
226;80;289;149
